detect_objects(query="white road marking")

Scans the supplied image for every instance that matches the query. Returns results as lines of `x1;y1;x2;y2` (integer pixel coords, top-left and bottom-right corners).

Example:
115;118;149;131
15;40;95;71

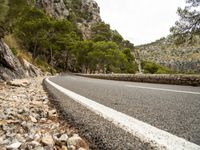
126;85;200;95
45;78;200;150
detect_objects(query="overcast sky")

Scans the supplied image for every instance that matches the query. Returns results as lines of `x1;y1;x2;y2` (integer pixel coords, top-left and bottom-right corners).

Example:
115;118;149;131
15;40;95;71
95;0;185;45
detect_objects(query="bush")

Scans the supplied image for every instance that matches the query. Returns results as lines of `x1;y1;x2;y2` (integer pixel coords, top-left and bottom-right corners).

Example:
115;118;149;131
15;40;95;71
142;61;173;74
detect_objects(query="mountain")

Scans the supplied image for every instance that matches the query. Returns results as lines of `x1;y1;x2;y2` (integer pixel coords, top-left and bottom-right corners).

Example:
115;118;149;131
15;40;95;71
35;0;101;38
137;34;200;73
0;0;139;80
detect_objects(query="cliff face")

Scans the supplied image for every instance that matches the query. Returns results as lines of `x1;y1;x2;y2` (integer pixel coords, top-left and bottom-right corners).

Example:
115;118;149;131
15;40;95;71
36;0;101;38
0;40;43;82
137;35;200;73
36;0;69;19
0;40;26;81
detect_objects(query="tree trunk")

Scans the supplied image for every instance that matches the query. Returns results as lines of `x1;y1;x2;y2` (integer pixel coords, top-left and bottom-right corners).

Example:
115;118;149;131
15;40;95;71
33;40;38;58
65;52;69;70
50;46;53;66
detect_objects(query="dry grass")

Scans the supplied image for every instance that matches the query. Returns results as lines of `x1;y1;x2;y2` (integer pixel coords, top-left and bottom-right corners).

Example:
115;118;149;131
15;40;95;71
3;34;53;73
3;34;33;62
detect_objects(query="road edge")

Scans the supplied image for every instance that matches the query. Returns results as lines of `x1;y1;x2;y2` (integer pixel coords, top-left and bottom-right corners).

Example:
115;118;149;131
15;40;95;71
44;77;200;150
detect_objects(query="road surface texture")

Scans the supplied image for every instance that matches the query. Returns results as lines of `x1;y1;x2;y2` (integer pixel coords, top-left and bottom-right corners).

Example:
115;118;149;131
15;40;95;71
44;74;200;149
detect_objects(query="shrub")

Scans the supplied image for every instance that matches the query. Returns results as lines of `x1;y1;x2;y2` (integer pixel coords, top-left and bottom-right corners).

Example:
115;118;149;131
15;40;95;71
142;61;173;74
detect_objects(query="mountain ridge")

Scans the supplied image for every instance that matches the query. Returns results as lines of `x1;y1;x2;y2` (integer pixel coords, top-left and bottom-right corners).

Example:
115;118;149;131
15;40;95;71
137;34;200;73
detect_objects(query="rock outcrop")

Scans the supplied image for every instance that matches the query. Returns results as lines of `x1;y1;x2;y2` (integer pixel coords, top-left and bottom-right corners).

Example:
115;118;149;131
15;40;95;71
36;0;101;38
20;58;44;78
0;40;43;82
137;35;200;73
78;0;101;38
0;40;26;81
36;0;69;19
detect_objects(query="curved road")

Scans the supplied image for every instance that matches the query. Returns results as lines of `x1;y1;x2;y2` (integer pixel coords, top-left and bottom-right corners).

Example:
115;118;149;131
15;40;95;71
45;74;200;149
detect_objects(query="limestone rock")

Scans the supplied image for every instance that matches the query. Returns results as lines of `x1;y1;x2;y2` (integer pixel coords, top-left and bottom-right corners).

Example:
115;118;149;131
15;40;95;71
6;141;22;149
0;75;90;150
35;0;101;39
0;40;26;81
36;0;69;19
41;133;55;147
7;79;30;87
29;115;38;123
78;0;101;39
61;145;68;150
137;35;200;73
67;134;89;150
0;40;43;81
20;58;44;77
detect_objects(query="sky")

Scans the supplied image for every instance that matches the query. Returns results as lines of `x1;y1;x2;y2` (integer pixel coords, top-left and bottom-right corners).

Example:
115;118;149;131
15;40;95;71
95;0;186;45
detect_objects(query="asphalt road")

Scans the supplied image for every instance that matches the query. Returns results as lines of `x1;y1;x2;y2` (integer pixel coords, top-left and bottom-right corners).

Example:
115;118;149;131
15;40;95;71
46;74;200;149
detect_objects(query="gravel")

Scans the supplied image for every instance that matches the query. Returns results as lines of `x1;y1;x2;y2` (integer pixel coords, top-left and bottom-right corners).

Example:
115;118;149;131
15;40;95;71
0;77;89;150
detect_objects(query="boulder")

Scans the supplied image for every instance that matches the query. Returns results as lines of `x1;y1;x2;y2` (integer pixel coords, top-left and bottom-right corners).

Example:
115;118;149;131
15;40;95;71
41;133;55;147
0;40;43;82
67;134;89;150
20;58;44;77
7;79;30;87
0;40;26;81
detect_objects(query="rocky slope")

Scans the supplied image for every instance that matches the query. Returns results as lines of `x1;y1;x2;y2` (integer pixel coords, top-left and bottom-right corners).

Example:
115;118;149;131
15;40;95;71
0;40;43;82
0;77;89;150
137;35;200;73
36;0;101;38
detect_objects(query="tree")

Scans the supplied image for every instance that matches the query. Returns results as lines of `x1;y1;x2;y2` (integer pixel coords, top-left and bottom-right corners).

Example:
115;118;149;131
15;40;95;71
16;8;51;58
72;40;94;73
122;48;138;73
0;0;8;38
88;41;128;73
0;0;8;22
170;0;200;35
91;22;112;42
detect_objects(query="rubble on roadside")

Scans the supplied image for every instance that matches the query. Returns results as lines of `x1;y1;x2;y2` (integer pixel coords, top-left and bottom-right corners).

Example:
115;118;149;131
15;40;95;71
0;77;89;150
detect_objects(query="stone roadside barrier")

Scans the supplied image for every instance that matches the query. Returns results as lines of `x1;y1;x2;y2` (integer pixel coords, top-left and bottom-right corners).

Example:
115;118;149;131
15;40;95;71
75;74;200;86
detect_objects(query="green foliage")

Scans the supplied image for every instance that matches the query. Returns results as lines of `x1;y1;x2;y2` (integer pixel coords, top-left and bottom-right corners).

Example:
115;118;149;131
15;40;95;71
122;48;138;73
0;0;8;22
0;0;9;38
170;0;200;35
71;41;138;73
10;47;17;55
14;7;81;71
6;0;29;27
4;0;139;74
34;55;56;73
111;30;123;45
142;61;173;74
174;35;186;46
91;22;112;42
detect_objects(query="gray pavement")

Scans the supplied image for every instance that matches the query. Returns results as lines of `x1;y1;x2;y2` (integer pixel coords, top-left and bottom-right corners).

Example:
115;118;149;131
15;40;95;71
46;74;200;148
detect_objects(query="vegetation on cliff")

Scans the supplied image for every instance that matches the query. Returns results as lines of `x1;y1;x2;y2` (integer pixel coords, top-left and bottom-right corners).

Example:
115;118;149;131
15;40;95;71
137;0;200;74
0;0;139;74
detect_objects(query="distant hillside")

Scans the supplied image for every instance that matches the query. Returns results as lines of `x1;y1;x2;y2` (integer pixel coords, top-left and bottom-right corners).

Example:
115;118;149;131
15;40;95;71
136;34;200;73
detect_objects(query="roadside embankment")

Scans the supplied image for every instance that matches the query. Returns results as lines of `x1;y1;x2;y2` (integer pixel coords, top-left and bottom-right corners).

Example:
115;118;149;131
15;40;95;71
0;77;89;150
75;74;200;86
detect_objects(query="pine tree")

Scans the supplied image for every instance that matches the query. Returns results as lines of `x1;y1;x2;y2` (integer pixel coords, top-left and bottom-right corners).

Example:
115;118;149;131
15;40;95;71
170;0;200;34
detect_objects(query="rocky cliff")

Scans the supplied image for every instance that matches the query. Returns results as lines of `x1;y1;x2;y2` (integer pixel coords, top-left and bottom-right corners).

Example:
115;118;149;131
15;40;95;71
137;35;200;73
36;0;101;38
0;40;43;82
0;40;26;81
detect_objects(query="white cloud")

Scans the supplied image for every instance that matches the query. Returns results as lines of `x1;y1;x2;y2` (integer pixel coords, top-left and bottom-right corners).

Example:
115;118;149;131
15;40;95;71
95;0;185;45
